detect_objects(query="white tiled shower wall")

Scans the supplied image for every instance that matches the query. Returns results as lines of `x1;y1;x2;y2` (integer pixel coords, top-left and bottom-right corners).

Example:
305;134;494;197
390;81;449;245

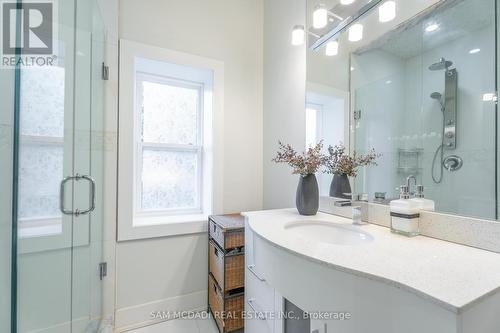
352;19;496;220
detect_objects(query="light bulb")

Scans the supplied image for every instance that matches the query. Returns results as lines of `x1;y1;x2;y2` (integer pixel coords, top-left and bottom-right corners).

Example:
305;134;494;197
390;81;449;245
348;24;363;42
291;25;305;46
313;5;328;29
325;40;339;56
341;0;355;4
379;1;396;23
483;93;497;102
425;23;439;32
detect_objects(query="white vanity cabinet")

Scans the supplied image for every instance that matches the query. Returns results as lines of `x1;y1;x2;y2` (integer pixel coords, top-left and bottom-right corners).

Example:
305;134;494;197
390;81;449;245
309;320;326;333
243;210;500;333
245;219;277;333
245;220;329;333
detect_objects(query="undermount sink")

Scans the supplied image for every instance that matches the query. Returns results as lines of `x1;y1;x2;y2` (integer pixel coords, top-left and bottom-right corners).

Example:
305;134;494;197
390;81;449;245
284;220;374;245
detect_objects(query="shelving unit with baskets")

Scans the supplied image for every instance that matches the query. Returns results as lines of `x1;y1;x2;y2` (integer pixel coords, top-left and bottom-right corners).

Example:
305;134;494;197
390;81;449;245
208;214;245;333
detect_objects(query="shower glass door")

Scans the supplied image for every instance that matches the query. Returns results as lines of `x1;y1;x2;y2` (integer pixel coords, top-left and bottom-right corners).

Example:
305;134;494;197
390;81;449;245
12;0;105;332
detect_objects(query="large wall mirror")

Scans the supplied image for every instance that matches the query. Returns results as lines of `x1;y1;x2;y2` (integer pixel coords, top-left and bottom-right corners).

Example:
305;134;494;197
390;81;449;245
306;0;499;221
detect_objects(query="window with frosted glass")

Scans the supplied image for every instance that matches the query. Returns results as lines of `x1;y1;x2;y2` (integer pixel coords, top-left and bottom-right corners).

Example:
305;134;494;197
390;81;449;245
137;74;202;213
18;67;65;231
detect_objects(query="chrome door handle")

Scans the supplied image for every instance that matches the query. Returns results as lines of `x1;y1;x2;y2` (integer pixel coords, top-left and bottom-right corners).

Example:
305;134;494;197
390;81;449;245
247;265;266;282
60;176;74;215
78;174;96;215
60;174;96;216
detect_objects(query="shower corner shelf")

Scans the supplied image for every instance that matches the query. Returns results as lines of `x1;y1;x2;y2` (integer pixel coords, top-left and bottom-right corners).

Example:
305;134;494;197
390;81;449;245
397;167;423;173
398;148;424;154
397;147;424;174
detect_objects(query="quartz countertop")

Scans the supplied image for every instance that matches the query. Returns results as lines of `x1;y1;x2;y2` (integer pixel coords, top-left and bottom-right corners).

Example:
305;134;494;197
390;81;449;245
242;209;500;313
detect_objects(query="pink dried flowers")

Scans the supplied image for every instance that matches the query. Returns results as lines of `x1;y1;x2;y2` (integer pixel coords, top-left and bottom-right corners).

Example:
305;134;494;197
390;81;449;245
324;144;379;177
272;141;326;176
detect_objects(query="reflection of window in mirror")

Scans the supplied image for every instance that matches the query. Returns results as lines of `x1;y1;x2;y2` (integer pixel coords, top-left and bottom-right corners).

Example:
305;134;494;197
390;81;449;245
305;103;321;149
306;86;347;195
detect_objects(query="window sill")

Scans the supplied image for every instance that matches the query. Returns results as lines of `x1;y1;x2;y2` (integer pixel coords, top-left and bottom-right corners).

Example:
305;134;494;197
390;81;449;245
18;218;62;239
19;224;62;239
118;214;209;241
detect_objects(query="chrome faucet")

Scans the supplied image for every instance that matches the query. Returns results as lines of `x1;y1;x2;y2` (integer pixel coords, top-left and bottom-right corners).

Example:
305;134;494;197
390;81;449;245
350;193;368;225
406;175;417;196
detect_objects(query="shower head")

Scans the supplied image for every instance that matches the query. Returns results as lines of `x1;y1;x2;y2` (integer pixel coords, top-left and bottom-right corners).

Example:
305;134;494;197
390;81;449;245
430;92;442;100
429;57;453;71
430;92;445;110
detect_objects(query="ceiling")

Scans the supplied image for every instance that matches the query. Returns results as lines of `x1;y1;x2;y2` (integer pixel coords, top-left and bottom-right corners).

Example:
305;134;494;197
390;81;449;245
358;0;494;59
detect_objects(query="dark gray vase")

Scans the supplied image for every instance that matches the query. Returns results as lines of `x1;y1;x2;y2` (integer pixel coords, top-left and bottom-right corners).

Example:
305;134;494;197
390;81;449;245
329;174;351;199
296;174;319;216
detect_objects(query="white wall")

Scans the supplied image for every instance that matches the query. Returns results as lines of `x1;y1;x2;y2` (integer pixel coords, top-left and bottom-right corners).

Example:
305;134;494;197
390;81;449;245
351;50;406;199
263;0;307;209
116;0;264;329
119;0;263;214
307;49;350;92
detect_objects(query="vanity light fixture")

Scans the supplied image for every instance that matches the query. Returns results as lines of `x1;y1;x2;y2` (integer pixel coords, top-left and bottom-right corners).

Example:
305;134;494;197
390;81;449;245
425;23;439;32
325;40;339;56
348;23;364;42
313;4;345;30
313;4;329;29
379;1;396;23
291;25;320;46
469;48;481;54
302;0;385;56
291;25;306;45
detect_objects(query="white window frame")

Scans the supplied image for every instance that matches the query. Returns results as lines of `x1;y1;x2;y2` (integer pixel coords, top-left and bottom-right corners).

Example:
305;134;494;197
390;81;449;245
118;39;224;241
135;73;204;216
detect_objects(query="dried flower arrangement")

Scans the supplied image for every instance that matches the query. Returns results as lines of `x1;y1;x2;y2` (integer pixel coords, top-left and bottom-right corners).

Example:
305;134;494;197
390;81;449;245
272;141;326;176
324;144;380;177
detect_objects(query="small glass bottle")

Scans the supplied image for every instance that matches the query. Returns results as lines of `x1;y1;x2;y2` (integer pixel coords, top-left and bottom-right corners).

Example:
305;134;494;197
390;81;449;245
390;185;420;237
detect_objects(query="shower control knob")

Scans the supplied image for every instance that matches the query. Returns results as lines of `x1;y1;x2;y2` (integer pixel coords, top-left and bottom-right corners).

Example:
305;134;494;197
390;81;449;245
447;120;454;125
445;132;454;138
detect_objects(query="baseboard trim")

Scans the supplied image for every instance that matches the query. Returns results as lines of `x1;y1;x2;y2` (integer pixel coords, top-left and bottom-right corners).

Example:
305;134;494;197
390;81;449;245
114;290;207;332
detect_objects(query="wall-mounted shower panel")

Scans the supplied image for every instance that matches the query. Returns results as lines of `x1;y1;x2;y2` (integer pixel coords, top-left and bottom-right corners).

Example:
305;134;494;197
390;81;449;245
444;68;458;150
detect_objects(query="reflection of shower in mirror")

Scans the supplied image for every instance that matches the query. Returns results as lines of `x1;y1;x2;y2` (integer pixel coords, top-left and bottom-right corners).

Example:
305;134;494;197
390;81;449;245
428;57;461;184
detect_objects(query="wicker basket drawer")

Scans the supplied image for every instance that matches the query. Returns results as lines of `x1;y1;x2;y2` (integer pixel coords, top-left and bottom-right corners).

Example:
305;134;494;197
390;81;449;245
209;216;244;250
209;273;244;333
209;240;245;292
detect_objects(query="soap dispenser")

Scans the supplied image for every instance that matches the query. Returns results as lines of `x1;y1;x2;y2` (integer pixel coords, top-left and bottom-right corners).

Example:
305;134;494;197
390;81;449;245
390;185;420;237
410;185;435;211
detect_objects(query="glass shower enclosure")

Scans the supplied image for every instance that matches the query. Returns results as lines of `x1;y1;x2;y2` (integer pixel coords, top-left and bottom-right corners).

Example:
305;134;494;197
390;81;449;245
1;0;106;332
351;0;498;220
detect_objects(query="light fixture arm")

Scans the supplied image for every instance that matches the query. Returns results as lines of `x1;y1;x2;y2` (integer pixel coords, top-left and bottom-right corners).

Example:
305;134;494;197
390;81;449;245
327;10;344;21
307;30;321;39
311;0;383;50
